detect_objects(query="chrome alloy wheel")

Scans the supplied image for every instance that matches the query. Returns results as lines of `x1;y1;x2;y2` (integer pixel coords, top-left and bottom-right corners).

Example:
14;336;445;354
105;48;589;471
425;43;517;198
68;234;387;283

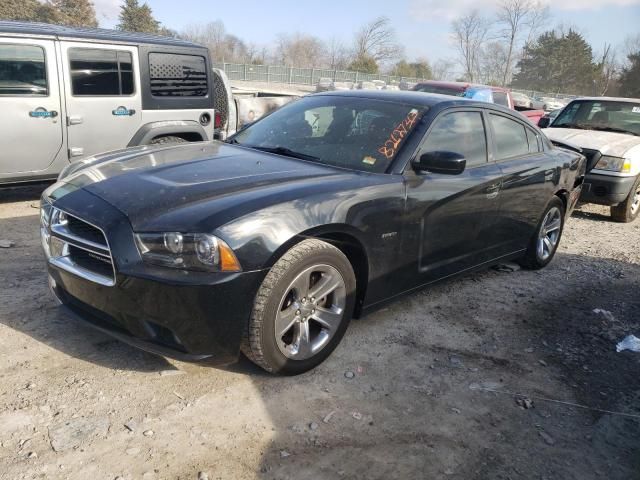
537;206;562;261
274;264;347;360
631;184;640;216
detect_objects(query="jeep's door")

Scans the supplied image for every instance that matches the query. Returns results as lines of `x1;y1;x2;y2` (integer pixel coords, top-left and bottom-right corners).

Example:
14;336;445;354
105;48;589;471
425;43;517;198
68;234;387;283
0;39;63;175
60;42;141;159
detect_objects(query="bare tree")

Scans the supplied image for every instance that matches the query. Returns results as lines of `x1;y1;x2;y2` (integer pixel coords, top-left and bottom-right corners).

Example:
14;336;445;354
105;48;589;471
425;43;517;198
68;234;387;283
353;17;403;63
497;0;549;86
451;10;490;82
479;41;510;85
182;21;250;63
621;33;640;65
431;59;455;80
594;43;618;95
326;37;351;70
274;33;327;68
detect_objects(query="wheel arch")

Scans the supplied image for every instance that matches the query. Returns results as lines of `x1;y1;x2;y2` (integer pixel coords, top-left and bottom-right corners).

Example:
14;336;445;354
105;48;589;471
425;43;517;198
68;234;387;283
265;224;370;318
554;189;569;212
127;120;208;146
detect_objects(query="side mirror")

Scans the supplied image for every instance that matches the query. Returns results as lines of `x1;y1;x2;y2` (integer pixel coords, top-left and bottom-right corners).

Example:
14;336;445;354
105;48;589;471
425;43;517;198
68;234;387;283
412;151;466;175
538;117;550;128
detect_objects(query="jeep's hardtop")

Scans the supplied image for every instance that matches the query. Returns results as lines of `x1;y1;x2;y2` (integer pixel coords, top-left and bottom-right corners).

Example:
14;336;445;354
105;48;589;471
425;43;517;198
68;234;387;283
0;21;201;49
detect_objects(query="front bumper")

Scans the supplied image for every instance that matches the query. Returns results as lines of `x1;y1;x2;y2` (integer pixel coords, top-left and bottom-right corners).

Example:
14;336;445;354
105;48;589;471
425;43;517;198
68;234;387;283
48;265;266;364
580;173;637;206
42;185;268;364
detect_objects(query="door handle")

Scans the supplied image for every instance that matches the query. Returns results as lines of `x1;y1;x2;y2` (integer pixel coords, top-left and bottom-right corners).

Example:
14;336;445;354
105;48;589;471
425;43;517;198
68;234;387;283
67;116;83;126
112;106;136;116
29;108;57;118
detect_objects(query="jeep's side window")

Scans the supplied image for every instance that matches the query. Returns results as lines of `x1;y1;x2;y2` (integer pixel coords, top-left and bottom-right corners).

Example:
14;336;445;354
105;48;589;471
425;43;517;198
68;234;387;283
0;44;47;96
149;53;207;97
69;48;134;96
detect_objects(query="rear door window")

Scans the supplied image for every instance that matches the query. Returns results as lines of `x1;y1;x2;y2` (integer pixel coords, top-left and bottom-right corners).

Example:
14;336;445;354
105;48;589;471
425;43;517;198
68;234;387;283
0;44;47;96
490;114;529;159
149;53;208;97
69;48;134;96
421;111;488;167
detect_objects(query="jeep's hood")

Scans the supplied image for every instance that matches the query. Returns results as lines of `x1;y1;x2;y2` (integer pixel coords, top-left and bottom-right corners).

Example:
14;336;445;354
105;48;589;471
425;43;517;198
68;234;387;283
52;141;370;231
544;128;640;157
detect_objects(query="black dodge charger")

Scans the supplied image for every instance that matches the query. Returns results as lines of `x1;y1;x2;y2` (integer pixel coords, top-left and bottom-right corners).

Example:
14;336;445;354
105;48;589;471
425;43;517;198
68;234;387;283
41;91;586;374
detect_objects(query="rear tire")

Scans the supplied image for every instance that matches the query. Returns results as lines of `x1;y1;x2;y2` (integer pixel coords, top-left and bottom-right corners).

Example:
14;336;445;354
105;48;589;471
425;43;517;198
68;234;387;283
518;196;565;270
610;176;640;223
242;239;356;375
150;136;187;145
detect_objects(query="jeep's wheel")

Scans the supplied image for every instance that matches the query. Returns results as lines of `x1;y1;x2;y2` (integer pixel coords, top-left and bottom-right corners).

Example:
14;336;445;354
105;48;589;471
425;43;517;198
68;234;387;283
611;176;640;223
518;196;565;270
150;136;187;145
242;239;356;375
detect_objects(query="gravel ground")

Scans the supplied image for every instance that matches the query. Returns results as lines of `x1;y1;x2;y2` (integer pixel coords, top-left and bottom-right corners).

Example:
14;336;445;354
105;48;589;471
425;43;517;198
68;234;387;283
0;183;639;480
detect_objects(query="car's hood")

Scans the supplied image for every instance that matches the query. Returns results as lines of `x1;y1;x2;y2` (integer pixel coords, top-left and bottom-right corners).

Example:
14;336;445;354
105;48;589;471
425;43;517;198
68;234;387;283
55;141;360;231
544;128;640;157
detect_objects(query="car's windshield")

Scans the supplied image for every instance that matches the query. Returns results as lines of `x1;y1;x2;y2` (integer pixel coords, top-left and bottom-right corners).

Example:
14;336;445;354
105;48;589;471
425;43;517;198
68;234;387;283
552;100;640;136
230;95;426;173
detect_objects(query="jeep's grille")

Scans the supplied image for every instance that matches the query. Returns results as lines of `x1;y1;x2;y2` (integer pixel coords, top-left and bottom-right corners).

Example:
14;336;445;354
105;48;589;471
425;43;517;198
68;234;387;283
46;208;115;287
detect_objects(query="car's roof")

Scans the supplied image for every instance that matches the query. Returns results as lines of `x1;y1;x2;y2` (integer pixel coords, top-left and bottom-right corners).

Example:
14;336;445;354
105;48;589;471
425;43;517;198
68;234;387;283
414;80;509;93
0;21;203;49
570;96;640;103
312;89;516;112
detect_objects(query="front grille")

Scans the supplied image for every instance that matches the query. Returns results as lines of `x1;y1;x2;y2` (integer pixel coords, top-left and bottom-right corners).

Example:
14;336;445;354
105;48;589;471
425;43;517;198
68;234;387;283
67;215;107;246
47;209;115;286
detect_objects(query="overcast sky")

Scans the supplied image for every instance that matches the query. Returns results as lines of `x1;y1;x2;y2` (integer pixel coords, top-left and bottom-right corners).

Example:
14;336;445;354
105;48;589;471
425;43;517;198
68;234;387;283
93;0;640;65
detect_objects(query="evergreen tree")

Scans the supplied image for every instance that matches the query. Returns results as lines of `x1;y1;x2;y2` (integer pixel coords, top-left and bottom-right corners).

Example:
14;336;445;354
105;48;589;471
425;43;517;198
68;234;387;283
117;0;161;34
512;29;596;94
0;0;42;21
42;0;98;28
618;52;640;98
349;55;379;74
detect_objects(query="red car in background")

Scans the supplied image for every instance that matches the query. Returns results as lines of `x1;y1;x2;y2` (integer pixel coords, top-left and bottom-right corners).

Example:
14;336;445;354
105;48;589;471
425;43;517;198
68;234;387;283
413;81;545;125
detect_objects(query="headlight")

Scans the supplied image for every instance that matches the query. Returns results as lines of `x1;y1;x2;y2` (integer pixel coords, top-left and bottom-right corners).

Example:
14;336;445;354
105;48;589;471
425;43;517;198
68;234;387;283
40;196;53;227
40;196;53;257
594;156;631;173
134;232;241;272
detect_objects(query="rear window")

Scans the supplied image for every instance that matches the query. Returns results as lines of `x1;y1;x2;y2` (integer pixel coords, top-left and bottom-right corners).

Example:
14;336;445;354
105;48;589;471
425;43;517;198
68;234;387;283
0;44;47;96
69;48;133;96
149;53;208;97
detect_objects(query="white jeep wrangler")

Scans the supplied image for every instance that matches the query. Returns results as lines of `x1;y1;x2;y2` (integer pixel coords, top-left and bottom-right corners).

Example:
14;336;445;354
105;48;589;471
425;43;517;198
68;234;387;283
0;21;216;185
542;97;640;222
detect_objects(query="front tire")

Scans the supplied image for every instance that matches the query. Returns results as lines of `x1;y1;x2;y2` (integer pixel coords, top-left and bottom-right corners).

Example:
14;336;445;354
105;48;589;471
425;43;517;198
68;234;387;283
518;196;565;270
611;176;640;223
242;239;356;375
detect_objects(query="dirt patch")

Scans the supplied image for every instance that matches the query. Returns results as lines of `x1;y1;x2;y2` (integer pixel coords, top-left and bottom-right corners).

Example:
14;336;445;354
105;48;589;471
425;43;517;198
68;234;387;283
1;184;639;479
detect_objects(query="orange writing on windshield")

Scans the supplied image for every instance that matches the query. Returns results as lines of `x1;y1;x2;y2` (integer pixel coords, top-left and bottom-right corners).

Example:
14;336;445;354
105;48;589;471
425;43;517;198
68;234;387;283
378;111;419;159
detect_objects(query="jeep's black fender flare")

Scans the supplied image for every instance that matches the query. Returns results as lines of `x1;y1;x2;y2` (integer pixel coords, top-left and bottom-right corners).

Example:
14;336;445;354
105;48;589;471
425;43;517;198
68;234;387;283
127;120;208;147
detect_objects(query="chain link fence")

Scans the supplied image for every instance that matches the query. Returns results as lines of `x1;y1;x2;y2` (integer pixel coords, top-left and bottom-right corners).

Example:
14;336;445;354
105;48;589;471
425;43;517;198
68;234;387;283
212;62;429;87
213;62;578;104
